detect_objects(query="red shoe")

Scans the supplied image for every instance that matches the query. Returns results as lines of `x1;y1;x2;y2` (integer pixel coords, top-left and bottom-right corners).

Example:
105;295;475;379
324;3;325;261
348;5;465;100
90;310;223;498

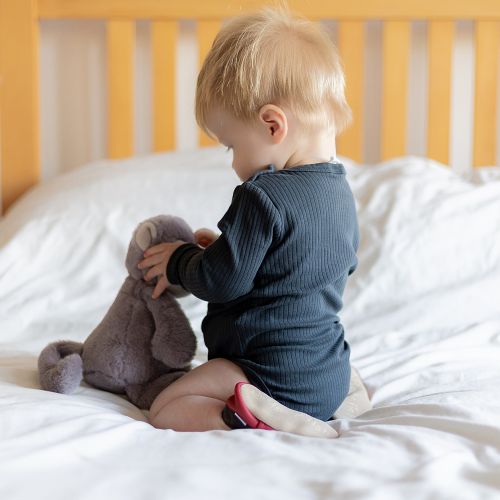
222;382;274;430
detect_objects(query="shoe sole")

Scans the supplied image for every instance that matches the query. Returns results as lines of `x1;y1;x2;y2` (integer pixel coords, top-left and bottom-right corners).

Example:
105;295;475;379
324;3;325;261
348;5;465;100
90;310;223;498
240;383;338;439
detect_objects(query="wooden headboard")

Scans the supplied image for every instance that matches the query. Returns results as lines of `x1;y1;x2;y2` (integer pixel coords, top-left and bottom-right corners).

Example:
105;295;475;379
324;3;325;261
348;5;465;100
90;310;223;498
0;0;499;214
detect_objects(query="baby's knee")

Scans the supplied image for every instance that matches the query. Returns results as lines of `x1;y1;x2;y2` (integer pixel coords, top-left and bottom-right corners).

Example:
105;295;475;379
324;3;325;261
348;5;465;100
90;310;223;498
149;398;182;429
149;412;163;429
149;388;182;421
149;408;169;429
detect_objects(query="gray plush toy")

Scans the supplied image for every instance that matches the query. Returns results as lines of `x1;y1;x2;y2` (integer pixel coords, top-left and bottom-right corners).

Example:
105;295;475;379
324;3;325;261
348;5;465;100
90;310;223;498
38;215;198;410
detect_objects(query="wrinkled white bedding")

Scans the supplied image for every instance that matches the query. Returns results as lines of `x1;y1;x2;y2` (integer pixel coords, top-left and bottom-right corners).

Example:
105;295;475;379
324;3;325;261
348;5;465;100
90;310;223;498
1;147;499;500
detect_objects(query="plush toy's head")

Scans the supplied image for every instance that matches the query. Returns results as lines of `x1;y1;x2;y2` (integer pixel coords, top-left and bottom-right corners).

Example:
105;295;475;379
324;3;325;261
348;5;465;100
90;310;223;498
125;215;197;298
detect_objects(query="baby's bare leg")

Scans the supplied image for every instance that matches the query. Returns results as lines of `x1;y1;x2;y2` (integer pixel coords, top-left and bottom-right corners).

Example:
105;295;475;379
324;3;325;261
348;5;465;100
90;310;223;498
149;358;249;432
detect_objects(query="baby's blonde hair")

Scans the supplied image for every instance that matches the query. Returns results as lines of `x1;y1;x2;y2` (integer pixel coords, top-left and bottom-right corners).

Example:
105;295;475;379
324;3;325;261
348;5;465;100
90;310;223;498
195;4;352;140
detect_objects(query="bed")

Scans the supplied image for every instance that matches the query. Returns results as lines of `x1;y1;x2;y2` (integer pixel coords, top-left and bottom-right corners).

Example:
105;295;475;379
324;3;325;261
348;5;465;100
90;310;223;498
1;1;500;499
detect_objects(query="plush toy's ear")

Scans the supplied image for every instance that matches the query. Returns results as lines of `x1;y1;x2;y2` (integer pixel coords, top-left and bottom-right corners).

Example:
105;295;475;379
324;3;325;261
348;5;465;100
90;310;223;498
135;221;157;250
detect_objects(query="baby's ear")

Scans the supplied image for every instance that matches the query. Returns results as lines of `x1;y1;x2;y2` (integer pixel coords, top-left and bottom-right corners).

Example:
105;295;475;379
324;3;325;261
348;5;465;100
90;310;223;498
258;104;287;144
135;221;157;251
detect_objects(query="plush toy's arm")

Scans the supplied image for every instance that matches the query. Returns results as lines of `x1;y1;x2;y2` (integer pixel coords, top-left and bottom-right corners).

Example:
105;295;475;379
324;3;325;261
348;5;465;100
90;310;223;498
140;284;197;369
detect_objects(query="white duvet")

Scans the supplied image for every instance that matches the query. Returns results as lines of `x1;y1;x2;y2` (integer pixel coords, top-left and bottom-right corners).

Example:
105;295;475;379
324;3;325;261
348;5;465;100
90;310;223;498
1;147;499;500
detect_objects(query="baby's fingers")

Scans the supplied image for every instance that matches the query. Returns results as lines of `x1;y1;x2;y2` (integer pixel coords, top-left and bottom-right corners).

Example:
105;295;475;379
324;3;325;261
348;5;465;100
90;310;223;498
152;276;168;299
194;228;218;247
194;228;216;239
143;243;168;256
137;253;163;270
143;264;164;282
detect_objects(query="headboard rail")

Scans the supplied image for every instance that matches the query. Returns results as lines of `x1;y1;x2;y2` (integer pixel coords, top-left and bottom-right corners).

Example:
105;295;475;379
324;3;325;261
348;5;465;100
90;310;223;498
1;0;499;214
36;0;500;21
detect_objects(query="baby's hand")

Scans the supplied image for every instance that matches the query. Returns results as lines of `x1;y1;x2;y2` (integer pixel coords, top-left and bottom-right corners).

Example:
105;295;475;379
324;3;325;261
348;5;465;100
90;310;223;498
194;228;219;248
137;240;186;299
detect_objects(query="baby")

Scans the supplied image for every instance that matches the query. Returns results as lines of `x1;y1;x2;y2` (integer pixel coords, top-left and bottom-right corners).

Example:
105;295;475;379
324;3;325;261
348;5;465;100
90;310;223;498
137;6;359;438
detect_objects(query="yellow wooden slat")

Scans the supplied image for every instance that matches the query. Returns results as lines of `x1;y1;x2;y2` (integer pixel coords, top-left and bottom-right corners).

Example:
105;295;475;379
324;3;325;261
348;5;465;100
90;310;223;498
473;21;499;167
152;21;177;152
0;0;40;215
381;21;410;160
197;20;221;147
427;21;454;165
336;21;364;162
107;20;134;158
38;0;500;21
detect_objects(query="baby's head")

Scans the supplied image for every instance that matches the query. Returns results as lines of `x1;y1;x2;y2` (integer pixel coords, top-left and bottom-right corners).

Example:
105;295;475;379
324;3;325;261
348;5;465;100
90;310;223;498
195;5;352;181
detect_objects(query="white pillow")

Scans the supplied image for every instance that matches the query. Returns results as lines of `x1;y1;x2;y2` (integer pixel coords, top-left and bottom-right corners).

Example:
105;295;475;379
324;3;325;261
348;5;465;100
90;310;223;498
342;156;500;334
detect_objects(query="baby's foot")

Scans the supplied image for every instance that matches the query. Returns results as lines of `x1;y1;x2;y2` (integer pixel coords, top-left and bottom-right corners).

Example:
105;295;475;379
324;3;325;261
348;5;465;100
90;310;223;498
222;382;338;438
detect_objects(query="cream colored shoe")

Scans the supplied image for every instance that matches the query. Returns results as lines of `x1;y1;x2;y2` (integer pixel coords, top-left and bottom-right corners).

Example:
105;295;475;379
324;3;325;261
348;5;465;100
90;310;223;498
333;366;373;419
239;383;339;438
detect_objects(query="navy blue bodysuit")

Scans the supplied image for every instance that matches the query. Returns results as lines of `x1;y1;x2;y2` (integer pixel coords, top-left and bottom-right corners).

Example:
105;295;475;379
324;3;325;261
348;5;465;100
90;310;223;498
167;161;359;420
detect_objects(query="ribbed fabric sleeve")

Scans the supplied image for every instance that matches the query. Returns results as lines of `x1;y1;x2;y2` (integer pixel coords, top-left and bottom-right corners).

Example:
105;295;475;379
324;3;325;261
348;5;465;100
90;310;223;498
166;243;202;286
166;183;282;303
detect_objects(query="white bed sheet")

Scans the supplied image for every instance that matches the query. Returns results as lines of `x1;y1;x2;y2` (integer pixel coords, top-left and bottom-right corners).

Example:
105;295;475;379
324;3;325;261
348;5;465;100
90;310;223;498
1;147;500;500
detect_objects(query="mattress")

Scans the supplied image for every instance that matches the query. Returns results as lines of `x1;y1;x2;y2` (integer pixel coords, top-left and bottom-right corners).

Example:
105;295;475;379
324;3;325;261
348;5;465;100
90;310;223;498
1;147;499;499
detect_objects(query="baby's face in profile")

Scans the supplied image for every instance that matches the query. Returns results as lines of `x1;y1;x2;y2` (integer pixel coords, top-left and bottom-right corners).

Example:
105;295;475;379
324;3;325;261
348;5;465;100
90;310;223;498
206;106;281;182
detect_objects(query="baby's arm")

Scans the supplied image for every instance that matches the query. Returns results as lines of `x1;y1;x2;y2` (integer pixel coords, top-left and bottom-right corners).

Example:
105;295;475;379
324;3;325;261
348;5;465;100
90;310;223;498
167;184;282;303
